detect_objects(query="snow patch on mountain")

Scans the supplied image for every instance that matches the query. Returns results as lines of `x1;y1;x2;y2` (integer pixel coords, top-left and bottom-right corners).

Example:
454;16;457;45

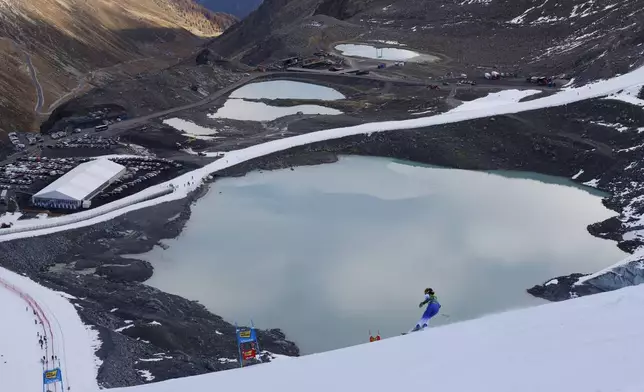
572;169;584;179
589;121;630;132
531;15;566;24
115;324;135;333
459;0;492;6
508;0;550;24
604;84;644;107
617;143;644;153
533;30;604;61
137;370;155;382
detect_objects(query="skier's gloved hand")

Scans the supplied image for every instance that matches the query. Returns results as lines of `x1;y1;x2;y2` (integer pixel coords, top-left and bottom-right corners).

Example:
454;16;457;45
419;302;424;308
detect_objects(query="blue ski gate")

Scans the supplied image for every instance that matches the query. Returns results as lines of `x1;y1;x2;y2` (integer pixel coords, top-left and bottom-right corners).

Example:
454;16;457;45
43;368;64;392
235;321;261;368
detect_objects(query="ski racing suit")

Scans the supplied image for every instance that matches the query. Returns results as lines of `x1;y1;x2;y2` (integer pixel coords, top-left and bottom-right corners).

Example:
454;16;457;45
416;293;441;330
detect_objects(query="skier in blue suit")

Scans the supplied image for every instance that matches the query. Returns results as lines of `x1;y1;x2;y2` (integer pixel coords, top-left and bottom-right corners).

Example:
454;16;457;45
413;287;441;331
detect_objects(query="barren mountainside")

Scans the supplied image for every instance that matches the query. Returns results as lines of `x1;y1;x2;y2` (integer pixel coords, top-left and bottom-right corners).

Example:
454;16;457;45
211;0;644;80
0;0;237;134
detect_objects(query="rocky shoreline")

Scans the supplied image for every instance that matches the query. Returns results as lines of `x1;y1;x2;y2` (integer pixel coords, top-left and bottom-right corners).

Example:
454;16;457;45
1;89;643;388
0;182;298;387
212;96;644;303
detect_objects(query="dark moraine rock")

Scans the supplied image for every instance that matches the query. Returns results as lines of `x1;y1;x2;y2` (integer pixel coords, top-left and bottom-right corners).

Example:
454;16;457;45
95;258;154;283
527;273;596;302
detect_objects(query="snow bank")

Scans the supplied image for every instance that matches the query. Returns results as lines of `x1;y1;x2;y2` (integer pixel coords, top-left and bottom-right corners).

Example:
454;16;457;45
448;89;541;112
163;118;219;137
113;284;644;392
576;248;644;286
603;84;644;107
0;212;22;225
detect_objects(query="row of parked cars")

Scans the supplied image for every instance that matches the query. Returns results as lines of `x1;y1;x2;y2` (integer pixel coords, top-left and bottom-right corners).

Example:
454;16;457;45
50;131;69;140
8;132;27;150
0;157;83;193
98;170;165;199
96;157;183;200
50;134;119;150
0;154;185;207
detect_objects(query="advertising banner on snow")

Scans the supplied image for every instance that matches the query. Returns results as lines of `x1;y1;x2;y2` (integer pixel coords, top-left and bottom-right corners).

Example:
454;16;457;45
235;321;261;368
236;327;257;344
43;368;62;384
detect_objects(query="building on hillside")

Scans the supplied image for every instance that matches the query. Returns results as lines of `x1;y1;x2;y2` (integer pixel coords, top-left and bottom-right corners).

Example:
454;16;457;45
32;159;126;210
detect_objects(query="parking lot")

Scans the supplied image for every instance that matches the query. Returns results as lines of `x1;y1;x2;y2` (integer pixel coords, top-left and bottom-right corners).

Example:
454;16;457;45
49;134;119;150
1;156;82;193
95;156;183;205
0;155;185;217
7;132;43;151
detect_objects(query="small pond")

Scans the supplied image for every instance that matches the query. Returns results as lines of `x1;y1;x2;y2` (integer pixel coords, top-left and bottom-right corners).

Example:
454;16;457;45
335;44;439;62
209;80;345;122
229;80;345;100
141;156;624;354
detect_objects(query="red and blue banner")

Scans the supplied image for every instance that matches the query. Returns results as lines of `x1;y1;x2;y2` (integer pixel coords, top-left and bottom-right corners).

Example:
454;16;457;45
235;321;260;368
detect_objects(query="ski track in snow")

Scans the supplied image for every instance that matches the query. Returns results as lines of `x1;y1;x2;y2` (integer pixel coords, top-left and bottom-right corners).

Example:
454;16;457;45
0;275;44;392
0;267;99;392
111;284;644;392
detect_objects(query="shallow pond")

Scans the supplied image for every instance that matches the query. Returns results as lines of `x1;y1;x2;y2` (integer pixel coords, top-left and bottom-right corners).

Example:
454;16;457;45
335;44;439;62
208;80;345;122
229;80;345;100
142;156;624;354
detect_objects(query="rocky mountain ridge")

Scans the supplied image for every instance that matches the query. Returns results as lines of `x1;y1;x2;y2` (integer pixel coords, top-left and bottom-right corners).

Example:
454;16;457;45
0;0;237;134
210;0;644;81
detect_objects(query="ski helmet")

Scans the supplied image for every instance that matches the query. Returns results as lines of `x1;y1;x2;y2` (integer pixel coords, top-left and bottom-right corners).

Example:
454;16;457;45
424;287;434;295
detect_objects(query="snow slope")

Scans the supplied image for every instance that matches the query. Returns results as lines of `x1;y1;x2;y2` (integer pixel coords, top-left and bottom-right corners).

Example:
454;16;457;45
0;275;43;392
112;284;644;392
0;267;99;392
448;89;542;112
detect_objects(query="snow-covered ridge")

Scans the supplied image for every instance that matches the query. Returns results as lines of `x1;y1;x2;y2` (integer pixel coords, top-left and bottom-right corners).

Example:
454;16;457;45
112;284;644;392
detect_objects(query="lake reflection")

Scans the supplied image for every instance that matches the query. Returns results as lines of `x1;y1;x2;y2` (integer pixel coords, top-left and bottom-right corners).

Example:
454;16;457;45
142;156;624;354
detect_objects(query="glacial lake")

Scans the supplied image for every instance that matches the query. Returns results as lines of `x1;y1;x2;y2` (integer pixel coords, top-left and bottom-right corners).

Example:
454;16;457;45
142;156;625;354
207;80;345;122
